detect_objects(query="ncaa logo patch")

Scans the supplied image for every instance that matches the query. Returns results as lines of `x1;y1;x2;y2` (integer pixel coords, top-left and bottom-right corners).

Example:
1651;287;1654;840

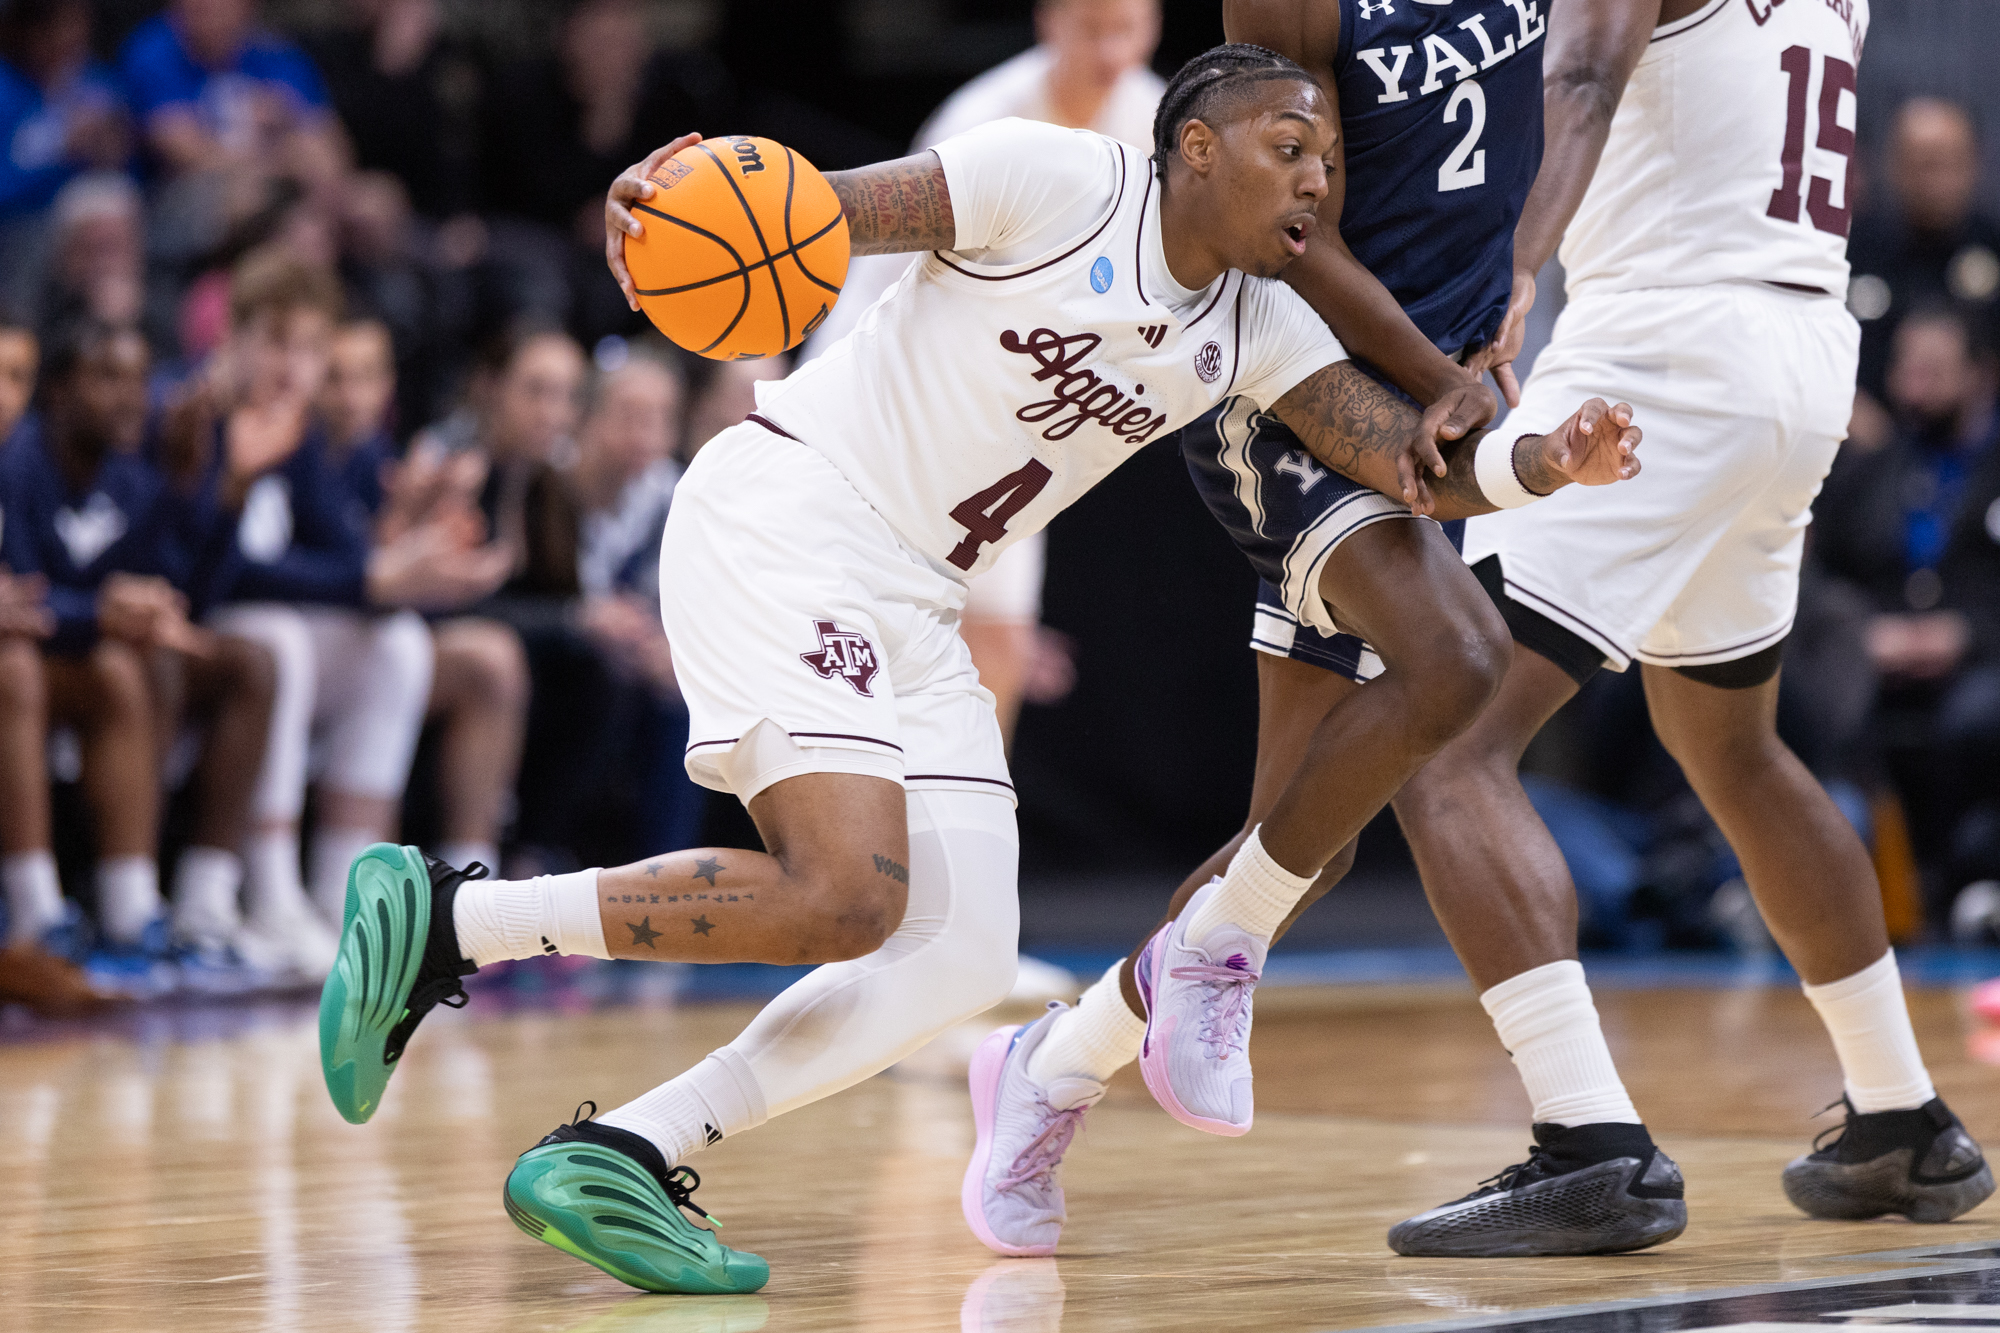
1089;256;1114;293
800;619;881;697
1194;340;1224;384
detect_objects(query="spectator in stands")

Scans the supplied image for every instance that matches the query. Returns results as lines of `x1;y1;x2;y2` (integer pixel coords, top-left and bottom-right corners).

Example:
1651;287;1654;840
2;317;277;994
1815;304;2000;917
35;173;145;344
0;314;36;450
189;255;425;981
118;0;340;188
571;342;705;853
0;0;127;311
477;0;733;344
336;169;469;435
1850;98;2000;420
0;314;115;1013
305;0;479;225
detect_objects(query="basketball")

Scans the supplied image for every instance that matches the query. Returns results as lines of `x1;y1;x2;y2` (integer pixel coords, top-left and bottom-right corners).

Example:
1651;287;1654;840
623;136;849;360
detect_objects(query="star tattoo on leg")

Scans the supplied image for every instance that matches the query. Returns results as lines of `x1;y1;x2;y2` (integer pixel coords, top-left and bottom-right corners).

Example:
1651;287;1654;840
691;857;722;886
690;915;714;936
626;917;663;949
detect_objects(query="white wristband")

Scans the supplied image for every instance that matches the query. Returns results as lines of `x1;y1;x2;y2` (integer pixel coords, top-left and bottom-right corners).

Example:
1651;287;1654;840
1473;432;1547;510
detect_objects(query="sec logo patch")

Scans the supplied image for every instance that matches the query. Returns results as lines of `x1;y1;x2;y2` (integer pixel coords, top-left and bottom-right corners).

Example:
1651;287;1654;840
1194;340;1224;384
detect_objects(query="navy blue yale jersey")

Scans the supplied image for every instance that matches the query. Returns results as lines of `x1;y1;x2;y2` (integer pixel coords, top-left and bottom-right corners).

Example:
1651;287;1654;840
1184;0;1548;680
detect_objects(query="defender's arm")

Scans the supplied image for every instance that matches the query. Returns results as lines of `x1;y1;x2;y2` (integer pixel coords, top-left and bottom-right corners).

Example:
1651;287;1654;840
605;134;957;309
1270;361;1641;520
1227;0;1495;439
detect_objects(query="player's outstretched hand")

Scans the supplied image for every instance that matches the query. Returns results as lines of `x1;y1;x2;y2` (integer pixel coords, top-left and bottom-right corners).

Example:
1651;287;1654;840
606;134;704;311
1541;398;1642;487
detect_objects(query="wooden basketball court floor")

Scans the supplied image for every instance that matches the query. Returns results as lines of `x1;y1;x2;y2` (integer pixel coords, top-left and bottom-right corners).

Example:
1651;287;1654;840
6;977;2000;1333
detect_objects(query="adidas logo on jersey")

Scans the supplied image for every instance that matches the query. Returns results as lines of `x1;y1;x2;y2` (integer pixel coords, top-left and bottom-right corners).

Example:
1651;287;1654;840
1137;323;1168;348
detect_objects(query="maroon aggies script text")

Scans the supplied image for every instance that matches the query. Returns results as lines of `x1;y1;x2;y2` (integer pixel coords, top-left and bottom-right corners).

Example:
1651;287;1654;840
999;328;1171;444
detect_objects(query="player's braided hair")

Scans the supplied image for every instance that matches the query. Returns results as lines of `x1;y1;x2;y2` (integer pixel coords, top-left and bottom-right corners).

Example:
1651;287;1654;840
1151;43;1318;181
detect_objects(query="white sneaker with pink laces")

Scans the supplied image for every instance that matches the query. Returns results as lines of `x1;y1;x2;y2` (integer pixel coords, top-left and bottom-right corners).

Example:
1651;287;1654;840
961;1004;1105;1257
1134;877;1265;1137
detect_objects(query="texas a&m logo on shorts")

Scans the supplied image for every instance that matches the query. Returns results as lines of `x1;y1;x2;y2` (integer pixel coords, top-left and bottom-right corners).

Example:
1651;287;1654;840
800;620;881;697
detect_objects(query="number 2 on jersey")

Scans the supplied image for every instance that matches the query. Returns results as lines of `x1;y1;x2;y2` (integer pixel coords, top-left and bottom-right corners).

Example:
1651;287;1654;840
1438;81;1487;193
945;459;1053;571
1766;45;1856;237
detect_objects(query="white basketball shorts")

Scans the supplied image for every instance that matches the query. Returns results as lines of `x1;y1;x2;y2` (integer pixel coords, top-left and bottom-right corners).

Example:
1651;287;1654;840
659;421;1014;806
1465;283;1859;671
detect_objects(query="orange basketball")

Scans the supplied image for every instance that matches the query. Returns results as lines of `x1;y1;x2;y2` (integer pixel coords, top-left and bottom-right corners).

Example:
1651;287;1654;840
623;136;849;361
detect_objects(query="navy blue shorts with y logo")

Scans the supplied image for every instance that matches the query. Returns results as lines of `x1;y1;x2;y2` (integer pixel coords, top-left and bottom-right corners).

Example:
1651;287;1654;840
1180;371;1466;684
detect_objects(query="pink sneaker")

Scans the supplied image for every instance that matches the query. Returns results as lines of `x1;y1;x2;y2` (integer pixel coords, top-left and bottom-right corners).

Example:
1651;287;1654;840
1972;978;2000;1025
1134;878;1264;1137
961;1005;1105;1257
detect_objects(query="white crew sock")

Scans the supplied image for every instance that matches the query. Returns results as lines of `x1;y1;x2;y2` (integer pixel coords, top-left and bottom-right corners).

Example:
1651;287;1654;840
243;827;309;928
95;855;162;945
452;869;607;966
1027;961;1146;1085
1482;959;1642;1126
1182;825;1314;946
600;1048;770;1166
3;850;65;945
170;846;244;943
308;826;378;925
438;841;501;876
1802;950;1936;1112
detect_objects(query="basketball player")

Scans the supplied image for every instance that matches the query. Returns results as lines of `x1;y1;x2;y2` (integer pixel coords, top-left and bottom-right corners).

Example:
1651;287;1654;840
998;0;1994;1262
959;0;1604;1259
318;46;1640;1293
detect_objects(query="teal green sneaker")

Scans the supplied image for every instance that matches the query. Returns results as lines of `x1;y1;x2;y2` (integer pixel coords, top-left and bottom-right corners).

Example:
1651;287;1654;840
318;844;486;1124
504;1108;770;1294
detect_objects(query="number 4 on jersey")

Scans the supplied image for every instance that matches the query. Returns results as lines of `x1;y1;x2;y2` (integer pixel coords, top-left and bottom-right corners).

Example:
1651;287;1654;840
945;459;1053;571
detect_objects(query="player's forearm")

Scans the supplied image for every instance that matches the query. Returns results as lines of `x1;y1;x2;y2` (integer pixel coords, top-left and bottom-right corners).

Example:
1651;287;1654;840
1272;363;1568;519
1510;0;1659;277
826;152;956;256
1282;236;1471;405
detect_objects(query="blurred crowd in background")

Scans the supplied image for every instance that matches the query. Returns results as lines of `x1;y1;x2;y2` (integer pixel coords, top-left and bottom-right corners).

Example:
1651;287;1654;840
0;0;1995;1018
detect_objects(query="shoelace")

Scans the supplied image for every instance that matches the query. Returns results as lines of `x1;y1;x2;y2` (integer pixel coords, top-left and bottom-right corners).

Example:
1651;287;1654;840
565;1101;721;1226
383;859;490;1063
998;1101;1089;1195
1809;1097;1850;1153
1473;1145;1555;1197
1168;961;1261;1059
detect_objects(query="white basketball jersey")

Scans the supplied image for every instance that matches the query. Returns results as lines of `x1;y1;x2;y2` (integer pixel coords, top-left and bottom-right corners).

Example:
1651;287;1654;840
752;120;1343;580
1560;0;1869;301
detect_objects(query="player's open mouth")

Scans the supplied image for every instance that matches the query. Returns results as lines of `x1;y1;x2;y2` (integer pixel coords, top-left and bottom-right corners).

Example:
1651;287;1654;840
1282;218;1313;254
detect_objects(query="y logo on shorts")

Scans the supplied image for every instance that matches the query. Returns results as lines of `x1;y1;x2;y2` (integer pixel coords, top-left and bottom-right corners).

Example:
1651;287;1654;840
800;620;881;697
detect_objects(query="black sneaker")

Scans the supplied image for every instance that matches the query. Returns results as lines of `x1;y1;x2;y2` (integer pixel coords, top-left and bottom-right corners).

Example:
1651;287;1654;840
319;845;486;1124
1389;1122;1688;1257
1782;1096;1994;1222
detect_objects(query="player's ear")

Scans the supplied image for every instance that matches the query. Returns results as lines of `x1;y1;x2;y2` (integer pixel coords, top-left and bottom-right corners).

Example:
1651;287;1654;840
1178;117;1219;176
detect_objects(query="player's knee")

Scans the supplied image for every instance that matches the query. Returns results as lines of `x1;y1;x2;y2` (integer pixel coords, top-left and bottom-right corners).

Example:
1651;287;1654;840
374;614;437;711
0;636;45;716
1408;616;1510;747
87;639;151;723
794;870;903;963
452;621;529;712
218;635;277;709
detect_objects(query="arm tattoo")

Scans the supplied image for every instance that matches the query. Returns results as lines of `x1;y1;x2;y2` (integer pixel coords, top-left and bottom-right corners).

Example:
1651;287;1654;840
827;153;956;255
1511;435;1566;498
871;854;909;885
1273;363;1496;519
